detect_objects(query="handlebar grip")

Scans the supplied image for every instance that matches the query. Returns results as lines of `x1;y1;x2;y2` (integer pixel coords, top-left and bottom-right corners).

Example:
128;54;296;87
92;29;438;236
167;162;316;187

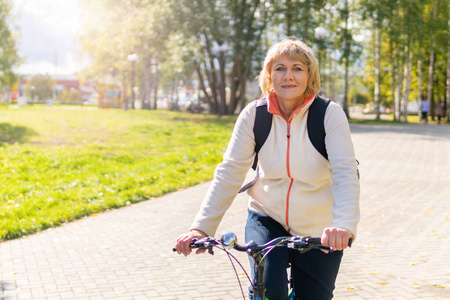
173;238;201;253
313;236;353;249
232;243;248;252
306;237;322;245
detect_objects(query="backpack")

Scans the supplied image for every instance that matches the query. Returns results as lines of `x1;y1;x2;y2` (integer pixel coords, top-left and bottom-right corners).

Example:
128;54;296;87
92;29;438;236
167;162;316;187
239;95;331;193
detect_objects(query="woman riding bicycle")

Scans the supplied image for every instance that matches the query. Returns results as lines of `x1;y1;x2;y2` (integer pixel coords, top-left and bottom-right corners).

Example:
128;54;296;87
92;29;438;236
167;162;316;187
175;37;360;300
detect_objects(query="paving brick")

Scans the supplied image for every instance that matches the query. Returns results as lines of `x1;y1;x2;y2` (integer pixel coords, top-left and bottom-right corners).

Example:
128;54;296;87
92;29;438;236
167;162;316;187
0;123;449;299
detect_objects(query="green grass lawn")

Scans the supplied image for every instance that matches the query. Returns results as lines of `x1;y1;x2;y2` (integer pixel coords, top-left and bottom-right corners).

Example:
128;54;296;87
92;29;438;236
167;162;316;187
0;105;236;241
1;105;446;241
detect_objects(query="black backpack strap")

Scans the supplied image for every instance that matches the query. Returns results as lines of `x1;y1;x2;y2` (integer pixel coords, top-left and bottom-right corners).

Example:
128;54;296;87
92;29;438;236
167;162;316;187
307;96;331;160
252;99;273;170
239;99;272;194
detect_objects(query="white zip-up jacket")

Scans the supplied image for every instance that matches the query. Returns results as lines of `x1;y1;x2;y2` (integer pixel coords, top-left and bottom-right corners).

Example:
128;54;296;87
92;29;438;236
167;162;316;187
191;93;360;238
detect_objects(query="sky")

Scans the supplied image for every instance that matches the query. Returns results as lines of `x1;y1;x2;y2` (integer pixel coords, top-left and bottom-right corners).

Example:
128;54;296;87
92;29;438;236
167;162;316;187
11;0;85;76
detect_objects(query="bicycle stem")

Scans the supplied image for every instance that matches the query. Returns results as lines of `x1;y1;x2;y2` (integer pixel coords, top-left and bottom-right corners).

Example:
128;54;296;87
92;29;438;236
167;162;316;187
249;247;266;300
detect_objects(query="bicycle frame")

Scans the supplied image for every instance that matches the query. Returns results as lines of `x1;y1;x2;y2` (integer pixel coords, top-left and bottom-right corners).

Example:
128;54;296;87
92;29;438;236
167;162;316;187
174;233;334;300
241;236;316;300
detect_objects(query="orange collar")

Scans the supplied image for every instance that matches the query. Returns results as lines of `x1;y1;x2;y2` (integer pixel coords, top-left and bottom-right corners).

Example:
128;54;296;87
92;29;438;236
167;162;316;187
267;92;315;122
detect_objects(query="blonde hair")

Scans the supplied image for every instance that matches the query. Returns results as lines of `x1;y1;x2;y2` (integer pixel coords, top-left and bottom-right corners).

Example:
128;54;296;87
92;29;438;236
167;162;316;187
258;37;321;97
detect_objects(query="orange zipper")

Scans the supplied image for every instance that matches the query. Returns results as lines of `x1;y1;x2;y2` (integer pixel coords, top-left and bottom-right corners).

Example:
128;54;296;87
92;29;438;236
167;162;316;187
286;122;293;232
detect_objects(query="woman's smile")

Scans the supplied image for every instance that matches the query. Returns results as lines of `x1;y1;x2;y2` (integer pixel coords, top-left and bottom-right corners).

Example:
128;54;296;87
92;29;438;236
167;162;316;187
281;84;297;88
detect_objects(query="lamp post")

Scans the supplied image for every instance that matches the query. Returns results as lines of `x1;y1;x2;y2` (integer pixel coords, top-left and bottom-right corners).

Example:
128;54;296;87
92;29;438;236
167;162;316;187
127;53;138;110
315;26;327;95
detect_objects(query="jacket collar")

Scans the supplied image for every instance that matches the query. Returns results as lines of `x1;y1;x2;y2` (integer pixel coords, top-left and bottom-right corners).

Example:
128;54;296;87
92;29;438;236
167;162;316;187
267;91;315;122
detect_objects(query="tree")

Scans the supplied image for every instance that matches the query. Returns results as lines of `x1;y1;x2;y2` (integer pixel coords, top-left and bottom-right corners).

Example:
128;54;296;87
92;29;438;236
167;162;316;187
0;0;22;87
61;88;82;104
426;1;438;120
447;0;450;122
290;0;327;42
78;0;172;110
359;0;447;123
24;74;54;102
274;0;329;94
335;0;362;118
169;0;279;115
76;0;450;121
359;0;393;120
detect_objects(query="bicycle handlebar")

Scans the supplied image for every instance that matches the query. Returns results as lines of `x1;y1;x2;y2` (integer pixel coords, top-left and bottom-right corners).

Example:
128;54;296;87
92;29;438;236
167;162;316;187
173;233;341;254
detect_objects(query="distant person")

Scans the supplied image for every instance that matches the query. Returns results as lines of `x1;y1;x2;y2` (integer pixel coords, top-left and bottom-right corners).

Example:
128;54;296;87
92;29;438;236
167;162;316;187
435;99;444;125
421;100;430;123
175;37;360;300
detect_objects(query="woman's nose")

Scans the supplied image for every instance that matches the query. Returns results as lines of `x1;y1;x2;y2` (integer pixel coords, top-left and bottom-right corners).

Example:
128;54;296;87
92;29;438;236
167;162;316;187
284;69;293;80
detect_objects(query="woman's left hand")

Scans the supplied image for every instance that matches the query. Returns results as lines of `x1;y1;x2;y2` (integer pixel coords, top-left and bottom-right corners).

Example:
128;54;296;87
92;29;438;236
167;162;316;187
321;227;353;252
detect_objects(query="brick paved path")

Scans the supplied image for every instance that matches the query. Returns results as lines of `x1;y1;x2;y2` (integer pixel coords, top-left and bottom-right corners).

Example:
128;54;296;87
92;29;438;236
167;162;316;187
0;123;449;299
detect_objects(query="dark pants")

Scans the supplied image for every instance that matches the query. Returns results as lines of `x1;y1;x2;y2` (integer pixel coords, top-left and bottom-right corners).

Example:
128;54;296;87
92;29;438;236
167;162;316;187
421;111;428;122
245;210;343;300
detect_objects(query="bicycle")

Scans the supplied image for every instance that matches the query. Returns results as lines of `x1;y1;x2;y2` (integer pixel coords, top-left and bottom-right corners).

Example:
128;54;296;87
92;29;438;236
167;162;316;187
173;232;340;300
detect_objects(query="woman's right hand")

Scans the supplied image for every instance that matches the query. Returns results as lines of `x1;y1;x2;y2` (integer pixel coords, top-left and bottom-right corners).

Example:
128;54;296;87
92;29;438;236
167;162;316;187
175;229;208;256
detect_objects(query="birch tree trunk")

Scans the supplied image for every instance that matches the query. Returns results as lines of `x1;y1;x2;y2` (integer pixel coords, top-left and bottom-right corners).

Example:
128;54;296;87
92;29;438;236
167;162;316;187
394;43;403;121
218;50;227;116
201;53;218;114
285;0;293;36
427;49;436;120
342;0;350;118
152;64;159;110
122;70;128;111
418;59;423;118
402;45;413;122
330;50;337;101
388;20;397;120
142;62;151;110
447;0;450;122
374;25;381;120
203;34;221;115
426;0;438;120
193;59;212;110
417;1;424;119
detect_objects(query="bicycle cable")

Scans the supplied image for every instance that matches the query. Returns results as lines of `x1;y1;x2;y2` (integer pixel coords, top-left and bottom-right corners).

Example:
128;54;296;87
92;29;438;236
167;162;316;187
215;246;251;300
257;239;287;268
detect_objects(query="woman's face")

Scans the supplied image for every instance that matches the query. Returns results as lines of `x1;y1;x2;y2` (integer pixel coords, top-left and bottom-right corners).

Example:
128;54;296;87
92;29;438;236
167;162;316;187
271;55;309;105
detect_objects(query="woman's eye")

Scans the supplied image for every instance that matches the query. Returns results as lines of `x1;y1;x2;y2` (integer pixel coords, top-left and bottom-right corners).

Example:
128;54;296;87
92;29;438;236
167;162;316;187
275;67;284;71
